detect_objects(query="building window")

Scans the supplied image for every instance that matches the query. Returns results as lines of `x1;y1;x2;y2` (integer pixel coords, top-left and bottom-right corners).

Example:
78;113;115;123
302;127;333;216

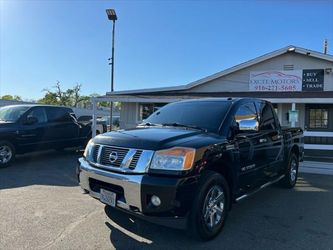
309;109;328;129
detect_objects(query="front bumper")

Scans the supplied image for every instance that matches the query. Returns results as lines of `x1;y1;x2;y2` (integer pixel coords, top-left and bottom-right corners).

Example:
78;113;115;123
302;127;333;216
77;158;198;228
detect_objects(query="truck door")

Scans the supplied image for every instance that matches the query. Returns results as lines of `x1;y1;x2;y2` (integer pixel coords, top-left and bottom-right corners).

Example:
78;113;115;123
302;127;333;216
18;107;48;150
234;102;263;191
45;107;80;148
255;101;284;180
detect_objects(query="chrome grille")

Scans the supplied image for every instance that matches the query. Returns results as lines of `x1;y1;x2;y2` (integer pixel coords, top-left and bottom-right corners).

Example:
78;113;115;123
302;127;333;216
129;150;143;169
92;145;100;162
89;144;154;173
100;146;129;167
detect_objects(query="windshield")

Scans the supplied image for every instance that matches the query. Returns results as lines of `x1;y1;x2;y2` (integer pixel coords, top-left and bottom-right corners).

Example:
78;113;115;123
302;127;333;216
144;101;231;133
0;106;30;122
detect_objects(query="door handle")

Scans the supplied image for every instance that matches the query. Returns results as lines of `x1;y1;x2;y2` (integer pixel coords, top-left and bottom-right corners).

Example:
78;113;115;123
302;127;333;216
259;138;267;143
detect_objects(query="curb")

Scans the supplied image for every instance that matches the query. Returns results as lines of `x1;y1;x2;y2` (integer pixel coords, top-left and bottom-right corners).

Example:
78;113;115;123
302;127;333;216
299;161;333;176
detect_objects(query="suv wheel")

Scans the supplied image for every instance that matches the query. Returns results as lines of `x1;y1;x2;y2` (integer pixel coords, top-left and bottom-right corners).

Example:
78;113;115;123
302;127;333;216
0;141;15;168
282;153;298;188
189;171;230;241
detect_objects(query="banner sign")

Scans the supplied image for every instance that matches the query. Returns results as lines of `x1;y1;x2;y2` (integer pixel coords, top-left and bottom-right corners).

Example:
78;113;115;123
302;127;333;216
249;70;302;91
249;69;324;92
302;69;324;91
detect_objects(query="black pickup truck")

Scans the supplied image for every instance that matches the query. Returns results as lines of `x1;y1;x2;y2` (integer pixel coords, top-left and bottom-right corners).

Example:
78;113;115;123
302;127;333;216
0;104;92;167
77;98;304;240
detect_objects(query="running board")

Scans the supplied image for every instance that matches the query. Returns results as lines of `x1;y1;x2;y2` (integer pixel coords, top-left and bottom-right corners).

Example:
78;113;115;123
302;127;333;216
235;174;285;202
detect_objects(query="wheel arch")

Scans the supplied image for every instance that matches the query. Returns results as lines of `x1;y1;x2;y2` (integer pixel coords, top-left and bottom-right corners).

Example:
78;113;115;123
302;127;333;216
0;136;18;151
204;155;237;209
289;145;300;160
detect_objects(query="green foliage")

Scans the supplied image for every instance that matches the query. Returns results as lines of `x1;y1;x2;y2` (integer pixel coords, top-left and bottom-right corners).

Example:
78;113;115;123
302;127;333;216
1;95;22;101
36;82;121;110
38;92;59;105
96;100;121;111
38;81;89;107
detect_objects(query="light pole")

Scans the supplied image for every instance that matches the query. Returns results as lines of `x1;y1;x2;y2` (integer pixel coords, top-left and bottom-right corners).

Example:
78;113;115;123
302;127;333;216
106;9;117;131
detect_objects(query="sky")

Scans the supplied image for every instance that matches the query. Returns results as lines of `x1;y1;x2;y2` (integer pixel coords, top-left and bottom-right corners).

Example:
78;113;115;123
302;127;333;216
0;0;333;100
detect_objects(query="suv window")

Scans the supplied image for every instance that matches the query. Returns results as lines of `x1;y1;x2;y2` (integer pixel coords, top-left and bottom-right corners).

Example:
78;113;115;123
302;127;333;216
46;107;72;122
234;102;257;123
26;107;48;123
257;102;277;130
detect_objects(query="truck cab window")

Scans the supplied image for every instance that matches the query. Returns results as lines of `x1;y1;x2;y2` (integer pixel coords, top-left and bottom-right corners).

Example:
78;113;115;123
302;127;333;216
27;107;47;123
47;108;71;122
258;102;276;130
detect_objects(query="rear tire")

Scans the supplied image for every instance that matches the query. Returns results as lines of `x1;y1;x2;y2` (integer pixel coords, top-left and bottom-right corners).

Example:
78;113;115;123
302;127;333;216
189;171;230;241
281;153;298;188
0;140;16;168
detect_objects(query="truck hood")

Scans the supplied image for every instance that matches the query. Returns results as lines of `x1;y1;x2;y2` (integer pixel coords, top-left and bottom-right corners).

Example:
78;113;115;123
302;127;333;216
93;127;223;150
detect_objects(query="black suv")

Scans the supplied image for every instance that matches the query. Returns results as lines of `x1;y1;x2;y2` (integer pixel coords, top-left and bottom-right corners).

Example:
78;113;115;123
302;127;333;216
0;104;91;167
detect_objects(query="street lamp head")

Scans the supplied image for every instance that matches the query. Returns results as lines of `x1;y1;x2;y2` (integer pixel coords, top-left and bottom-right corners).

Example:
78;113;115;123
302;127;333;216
106;9;117;21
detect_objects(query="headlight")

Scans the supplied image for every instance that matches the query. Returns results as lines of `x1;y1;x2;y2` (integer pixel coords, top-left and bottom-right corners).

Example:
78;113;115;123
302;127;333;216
83;139;94;159
150;147;196;171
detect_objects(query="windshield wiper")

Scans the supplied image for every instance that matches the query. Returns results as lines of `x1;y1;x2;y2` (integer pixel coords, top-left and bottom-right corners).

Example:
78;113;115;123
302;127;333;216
162;123;207;132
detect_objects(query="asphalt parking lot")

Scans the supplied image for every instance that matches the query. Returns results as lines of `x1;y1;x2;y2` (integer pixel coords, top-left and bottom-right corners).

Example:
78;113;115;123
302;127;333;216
0;151;333;250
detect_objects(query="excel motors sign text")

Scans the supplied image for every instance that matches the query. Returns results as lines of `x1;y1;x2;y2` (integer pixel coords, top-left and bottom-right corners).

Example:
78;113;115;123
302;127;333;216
249;69;324;92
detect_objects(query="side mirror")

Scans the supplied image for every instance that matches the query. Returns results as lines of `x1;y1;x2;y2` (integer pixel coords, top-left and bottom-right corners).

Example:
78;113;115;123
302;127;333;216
238;119;259;132
25;116;38;125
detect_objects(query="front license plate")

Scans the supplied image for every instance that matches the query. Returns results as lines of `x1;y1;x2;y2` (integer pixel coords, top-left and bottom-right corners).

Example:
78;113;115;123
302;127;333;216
100;189;116;207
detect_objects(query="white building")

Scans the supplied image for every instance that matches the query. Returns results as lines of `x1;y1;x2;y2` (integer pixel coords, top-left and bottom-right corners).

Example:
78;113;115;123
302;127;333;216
93;45;333;158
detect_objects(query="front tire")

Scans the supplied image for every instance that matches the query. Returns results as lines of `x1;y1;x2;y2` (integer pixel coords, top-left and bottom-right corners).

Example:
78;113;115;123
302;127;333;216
189;171;230;241
0;140;16;168
282;153;299;188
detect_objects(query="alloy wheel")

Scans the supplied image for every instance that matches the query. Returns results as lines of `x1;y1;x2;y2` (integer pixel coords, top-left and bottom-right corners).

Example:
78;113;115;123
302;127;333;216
0;145;12;164
290;158;297;183
203;185;225;229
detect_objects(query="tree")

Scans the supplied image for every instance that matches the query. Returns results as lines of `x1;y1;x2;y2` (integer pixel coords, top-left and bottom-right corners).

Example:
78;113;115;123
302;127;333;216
38;92;59;105
1;95;22;101
78;95;91;108
37;82;121;111
85;93;121;111
39;81;87;107
97;100;121;112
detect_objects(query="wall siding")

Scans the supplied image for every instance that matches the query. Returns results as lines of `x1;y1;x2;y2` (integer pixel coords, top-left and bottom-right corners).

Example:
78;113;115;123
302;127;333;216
120;102;137;129
185;53;333;93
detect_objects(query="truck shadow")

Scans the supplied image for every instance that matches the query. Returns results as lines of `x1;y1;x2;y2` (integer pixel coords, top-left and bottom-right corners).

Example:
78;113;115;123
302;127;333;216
104;173;333;249
104;206;201;249
0;149;81;190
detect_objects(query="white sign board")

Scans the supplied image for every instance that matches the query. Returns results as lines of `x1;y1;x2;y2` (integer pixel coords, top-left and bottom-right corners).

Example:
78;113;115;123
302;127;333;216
289;110;299;123
249;70;302;92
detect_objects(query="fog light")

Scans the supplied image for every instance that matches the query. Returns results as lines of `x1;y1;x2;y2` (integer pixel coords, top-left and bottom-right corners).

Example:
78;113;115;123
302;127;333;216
151;195;161;207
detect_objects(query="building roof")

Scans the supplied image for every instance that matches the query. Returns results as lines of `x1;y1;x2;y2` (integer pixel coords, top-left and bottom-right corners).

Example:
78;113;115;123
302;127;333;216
107;45;333;96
